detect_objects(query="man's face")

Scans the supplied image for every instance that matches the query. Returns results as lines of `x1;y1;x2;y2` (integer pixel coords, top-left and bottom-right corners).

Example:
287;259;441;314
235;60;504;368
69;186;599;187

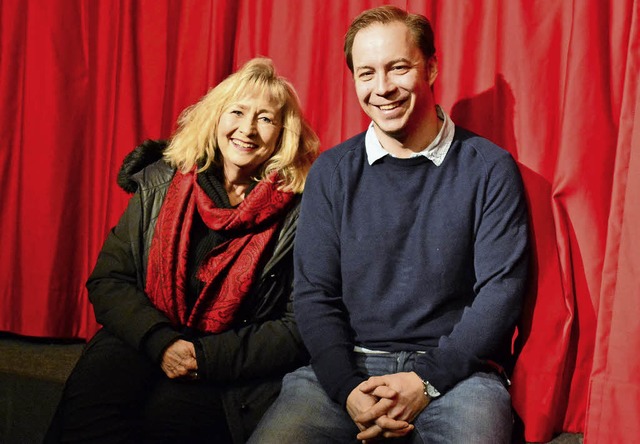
351;21;437;145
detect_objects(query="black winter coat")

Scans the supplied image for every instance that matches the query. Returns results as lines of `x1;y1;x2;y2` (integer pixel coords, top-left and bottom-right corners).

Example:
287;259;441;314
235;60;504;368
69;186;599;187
86;141;308;443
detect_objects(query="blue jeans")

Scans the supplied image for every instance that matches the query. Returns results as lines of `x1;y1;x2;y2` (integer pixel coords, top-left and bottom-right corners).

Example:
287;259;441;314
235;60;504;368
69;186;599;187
249;351;512;443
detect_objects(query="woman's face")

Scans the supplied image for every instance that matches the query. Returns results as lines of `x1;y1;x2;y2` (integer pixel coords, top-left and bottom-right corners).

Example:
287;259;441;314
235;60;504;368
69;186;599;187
216;92;283;180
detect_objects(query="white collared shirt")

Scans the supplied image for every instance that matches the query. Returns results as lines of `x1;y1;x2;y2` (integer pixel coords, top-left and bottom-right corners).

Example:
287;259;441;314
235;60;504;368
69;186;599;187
365;105;455;166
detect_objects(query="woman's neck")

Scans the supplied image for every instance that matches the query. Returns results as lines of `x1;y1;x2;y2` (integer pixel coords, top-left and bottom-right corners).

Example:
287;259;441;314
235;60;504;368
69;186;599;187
223;172;253;206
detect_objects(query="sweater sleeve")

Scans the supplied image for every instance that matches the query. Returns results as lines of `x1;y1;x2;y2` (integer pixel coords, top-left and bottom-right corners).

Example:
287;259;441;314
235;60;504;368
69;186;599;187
413;154;530;393
293;157;367;406
87;190;181;358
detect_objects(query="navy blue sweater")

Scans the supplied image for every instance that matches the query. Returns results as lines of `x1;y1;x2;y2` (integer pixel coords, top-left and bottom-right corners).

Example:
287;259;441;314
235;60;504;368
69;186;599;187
293;127;529;406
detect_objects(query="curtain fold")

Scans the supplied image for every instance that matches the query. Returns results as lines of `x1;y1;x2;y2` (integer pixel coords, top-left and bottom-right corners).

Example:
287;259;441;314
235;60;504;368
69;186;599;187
1;1;637;442
585;1;640;441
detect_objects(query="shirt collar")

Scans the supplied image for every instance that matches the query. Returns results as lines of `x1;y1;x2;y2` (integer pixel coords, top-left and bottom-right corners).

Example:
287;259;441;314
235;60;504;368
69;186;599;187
365;105;455;166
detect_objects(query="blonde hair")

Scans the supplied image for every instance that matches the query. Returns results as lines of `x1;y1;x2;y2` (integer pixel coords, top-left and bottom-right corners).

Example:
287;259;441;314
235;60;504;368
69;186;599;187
163;58;319;193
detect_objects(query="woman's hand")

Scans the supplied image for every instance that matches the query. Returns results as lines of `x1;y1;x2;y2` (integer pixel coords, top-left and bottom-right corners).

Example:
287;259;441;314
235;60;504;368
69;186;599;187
160;339;198;379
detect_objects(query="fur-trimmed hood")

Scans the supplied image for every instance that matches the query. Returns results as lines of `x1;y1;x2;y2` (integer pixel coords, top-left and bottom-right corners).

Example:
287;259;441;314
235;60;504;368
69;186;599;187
117;139;167;193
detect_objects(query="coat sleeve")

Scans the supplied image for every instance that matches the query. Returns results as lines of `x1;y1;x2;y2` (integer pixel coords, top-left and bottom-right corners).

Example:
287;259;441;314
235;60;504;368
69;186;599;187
86;190;182;361
196;211;309;382
196;295;308;382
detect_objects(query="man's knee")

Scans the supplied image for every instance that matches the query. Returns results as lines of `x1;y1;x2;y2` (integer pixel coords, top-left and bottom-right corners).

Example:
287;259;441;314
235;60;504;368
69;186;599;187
251;367;327;434
415;372;513;444
249;366;358;444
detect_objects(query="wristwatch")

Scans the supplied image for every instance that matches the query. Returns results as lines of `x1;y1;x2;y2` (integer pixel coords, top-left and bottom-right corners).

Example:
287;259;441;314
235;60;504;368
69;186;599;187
422;379;441;399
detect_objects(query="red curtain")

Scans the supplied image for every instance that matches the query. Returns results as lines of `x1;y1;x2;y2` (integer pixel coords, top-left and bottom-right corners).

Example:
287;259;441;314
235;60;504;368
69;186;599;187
1;1;637;442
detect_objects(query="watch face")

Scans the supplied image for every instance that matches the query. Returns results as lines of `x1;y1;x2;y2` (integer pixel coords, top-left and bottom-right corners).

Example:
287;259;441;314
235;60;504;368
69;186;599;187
425;381;441;398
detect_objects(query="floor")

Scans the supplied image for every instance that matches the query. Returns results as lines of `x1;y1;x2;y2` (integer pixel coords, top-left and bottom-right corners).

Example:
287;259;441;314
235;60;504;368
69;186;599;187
547;433;584;444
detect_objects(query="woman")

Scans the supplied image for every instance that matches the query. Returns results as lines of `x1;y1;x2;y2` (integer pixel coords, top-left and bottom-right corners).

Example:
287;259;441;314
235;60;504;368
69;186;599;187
46;58;319;443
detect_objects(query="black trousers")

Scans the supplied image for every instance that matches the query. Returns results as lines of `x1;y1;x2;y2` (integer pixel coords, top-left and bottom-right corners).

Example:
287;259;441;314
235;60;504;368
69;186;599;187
45;329;232;444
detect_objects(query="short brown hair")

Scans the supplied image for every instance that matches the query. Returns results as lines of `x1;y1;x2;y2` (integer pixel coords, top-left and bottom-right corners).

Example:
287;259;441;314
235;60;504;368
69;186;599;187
344;5;436;72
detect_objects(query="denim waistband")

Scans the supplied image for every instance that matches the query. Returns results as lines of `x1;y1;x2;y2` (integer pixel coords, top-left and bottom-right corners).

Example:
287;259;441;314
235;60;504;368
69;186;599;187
353;345;425;354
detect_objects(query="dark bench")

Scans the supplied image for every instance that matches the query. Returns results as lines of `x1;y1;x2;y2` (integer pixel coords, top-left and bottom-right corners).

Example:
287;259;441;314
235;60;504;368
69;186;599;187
0;332;584;444
0;333;84;443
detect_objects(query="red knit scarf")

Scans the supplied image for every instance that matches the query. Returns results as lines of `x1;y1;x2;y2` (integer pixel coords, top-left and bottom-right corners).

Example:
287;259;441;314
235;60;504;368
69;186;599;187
145;169;295;333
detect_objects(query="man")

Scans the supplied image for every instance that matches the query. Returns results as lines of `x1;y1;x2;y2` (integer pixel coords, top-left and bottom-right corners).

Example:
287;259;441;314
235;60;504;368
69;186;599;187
249;5;529;443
